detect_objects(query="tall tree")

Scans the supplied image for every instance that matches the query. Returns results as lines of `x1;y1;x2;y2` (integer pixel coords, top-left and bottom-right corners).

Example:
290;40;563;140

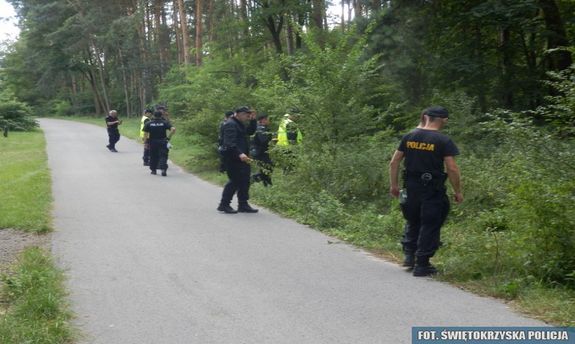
195;0;204;65
538;0;573;70
177;0;191;64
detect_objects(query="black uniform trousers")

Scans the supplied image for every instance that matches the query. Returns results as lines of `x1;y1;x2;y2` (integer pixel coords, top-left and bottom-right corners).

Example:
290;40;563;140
143;139;150;165
149;139;169;171
400;179;450;258
253;153;273;186
107;129;120;149
221;159;251;205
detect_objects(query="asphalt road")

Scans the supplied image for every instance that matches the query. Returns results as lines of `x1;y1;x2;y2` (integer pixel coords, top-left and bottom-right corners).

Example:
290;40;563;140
40;118;544;344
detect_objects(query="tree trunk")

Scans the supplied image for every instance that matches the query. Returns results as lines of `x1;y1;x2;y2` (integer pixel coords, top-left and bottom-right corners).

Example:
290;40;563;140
262;0;284;54
295;13;306;50
311;0;323;30
207;0;215;42
267;15;284;54
499;27;514;108
286;14;295;55
173;0;183;64
240;0;249;37
84;68;104;115
154;0;167;78
118;47;132;117
137;5;150;109
195;0;203;65
91;42;111;113
538;0;573;71
371;0;381;13
177;0;191;64
353;0;362;19
341;0;345;31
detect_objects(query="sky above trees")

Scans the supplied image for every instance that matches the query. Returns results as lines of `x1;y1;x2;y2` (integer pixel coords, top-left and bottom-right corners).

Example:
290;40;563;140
0;0;19;42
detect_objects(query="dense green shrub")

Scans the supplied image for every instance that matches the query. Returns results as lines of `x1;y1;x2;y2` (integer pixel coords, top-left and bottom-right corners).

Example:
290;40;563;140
438;115;575;288
0;99;37;131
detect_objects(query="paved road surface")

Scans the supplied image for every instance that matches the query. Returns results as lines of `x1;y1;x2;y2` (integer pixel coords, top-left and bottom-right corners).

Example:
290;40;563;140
40;119;544;344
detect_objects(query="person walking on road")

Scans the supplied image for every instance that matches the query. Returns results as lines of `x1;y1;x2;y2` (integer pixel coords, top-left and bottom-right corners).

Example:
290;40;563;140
143;110;176;176
140;108;153;166
250;112;274;187
388;106;463;277
105;110;122;152
217;106;258;214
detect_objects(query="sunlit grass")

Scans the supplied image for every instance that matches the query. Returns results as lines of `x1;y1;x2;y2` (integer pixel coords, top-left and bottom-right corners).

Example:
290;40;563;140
0;248;75;343
0;131;52;232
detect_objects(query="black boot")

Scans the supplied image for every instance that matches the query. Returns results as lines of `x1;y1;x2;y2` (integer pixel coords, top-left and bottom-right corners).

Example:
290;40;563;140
151;170;157;175
402;253;415;270
161;170;167;177
238;203;258;213
217;204;237;214
413;256;437;277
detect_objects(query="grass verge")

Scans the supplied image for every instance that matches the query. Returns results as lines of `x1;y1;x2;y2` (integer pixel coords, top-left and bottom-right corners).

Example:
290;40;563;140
0;131;52;232
0;128;75;343
0;248;75;343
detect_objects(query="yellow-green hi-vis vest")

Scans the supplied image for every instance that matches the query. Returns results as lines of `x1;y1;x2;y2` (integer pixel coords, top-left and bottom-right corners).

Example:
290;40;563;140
140;116;147;139
277;116;303;146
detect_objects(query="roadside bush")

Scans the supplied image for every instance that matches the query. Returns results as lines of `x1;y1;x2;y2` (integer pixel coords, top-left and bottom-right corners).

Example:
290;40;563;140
50;99;72;116
0;99;37;131
438;115;575;289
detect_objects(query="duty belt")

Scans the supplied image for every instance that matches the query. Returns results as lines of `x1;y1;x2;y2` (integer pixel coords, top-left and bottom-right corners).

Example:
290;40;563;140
404;171;446;187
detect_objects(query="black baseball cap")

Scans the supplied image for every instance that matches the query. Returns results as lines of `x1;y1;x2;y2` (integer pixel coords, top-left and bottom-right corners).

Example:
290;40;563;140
235;106;254;114
257;112;268;120
424;106;449;118
144;108;153;114
224;111;234;118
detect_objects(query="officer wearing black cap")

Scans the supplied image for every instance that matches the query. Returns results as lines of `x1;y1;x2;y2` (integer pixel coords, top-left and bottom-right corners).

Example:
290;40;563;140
217;106;258;213
142;110;176;176
389;106;463;277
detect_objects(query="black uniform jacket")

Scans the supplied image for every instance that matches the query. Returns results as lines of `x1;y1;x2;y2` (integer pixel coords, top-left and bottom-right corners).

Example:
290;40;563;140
221;117;256;161
251;124;272;159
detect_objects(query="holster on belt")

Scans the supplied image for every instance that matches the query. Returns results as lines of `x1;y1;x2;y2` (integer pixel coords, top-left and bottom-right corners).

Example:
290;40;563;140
403;170;447;188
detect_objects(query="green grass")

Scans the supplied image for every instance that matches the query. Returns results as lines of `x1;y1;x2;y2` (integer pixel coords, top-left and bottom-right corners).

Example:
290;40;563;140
0;128;75;343
0;131;52;232
0;247;75;344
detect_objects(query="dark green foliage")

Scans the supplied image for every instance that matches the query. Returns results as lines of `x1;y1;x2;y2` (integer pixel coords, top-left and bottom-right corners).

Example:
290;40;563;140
0;98;37;131
439;114;575;288
536;63;575;136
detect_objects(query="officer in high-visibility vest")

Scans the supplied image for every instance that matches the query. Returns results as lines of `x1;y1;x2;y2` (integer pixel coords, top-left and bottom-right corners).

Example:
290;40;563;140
140;108;153;166
277;113;303;146
276;112;302;172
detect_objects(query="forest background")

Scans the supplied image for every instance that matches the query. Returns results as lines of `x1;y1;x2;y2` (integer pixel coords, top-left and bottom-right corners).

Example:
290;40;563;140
0;0;574;325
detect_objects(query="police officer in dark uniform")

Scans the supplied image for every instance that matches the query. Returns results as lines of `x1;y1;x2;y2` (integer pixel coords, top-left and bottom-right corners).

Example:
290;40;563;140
251;112;274;187
140;108;153;166
105;110;122;152
218;111;235;173
217;106;258;214
142;110;176;176
389;106;463;277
